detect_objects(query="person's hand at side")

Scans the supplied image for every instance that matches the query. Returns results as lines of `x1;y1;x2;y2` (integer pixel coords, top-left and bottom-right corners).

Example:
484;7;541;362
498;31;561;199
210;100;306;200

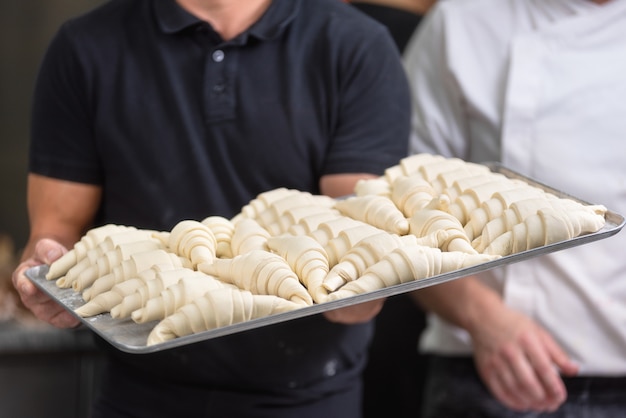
411;276;579;413
469;303;579;412
12;238;80;328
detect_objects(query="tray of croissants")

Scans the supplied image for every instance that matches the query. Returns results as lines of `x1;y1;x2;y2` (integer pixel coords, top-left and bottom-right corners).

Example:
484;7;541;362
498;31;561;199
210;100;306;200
25;154;624;353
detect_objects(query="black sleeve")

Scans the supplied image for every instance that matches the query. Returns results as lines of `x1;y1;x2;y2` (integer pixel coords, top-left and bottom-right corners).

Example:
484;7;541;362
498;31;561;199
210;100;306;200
29;22;102;185
321;19;411;176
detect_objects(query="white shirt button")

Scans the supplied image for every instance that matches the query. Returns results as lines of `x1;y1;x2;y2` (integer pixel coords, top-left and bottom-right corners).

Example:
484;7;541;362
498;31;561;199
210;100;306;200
212;50;225;62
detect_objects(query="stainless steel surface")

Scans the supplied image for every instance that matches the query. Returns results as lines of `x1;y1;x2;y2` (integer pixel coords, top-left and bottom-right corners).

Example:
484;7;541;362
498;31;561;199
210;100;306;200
25;164;625;354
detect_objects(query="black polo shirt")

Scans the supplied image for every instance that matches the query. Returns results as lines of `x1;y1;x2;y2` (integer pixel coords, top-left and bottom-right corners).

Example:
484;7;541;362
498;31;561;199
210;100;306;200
30;0;409;230
29;0;410;413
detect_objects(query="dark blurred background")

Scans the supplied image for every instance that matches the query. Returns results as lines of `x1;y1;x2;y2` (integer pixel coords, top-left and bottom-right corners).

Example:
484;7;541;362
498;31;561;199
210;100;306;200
0;0;106;254
0;4;107;417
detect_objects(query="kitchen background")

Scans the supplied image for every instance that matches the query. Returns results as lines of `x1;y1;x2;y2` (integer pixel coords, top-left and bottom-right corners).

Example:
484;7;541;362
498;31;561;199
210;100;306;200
1;0;105;253
1;2;106;418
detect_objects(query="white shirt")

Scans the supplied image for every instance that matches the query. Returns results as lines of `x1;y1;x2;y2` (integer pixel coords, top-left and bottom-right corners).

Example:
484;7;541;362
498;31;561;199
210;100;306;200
404;0;626;375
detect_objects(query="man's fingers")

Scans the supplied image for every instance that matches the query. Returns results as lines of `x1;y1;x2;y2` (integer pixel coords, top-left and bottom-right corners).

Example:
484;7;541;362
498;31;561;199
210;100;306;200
12;260;39;297
479;336;569;412
27;293;80;328
34;238;67;265
487;370;530;411
542;331;580;376
510;354;546;404
518;332;570;411
48;310;81;328
499;349;545;410
323;299;385;324
11;246;79;329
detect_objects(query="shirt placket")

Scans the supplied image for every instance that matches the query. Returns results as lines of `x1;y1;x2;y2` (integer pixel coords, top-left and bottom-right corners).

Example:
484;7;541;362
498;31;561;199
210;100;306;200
204;43;237;123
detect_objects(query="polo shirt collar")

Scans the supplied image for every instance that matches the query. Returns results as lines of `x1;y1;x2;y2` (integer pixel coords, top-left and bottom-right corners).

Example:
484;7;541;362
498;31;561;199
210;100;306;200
154;0;299;40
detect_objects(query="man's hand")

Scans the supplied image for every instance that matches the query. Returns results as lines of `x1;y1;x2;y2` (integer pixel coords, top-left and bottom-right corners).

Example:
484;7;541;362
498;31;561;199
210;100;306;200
323;298;385;324
470;307;579;412
412;276;579;413
12;238;80;328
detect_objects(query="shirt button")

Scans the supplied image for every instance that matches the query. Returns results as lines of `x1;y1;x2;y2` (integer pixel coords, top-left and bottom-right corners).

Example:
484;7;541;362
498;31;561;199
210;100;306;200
212;50;225;62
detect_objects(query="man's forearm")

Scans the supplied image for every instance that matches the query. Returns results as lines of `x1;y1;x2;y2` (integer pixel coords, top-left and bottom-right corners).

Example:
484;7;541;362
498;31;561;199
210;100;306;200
410;275;505;335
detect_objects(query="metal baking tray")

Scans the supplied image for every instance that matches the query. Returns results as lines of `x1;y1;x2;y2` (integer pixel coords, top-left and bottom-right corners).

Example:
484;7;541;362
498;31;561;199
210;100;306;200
25;164;625;354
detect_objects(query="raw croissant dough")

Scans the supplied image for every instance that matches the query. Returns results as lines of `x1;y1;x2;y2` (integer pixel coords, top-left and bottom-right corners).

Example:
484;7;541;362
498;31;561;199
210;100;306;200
323;231;449;292
147;287;302;345
71;239;164;292
201;216;235;258
199;249;313;306
74;264;196;318
408;197;477;254
334;195;409;235
483;207;607;256
81;249;190;301
38;153;608;345
131;273;232;323
266;234;330;304
110;267;204;319
46;224;136;280
327;246;499;300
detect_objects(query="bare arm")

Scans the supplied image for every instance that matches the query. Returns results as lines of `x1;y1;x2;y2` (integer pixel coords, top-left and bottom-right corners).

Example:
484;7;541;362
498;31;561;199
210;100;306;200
410;275;500;332
318;173;386;324
411;276;579;412
12;173;102;328
319;173;377;199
